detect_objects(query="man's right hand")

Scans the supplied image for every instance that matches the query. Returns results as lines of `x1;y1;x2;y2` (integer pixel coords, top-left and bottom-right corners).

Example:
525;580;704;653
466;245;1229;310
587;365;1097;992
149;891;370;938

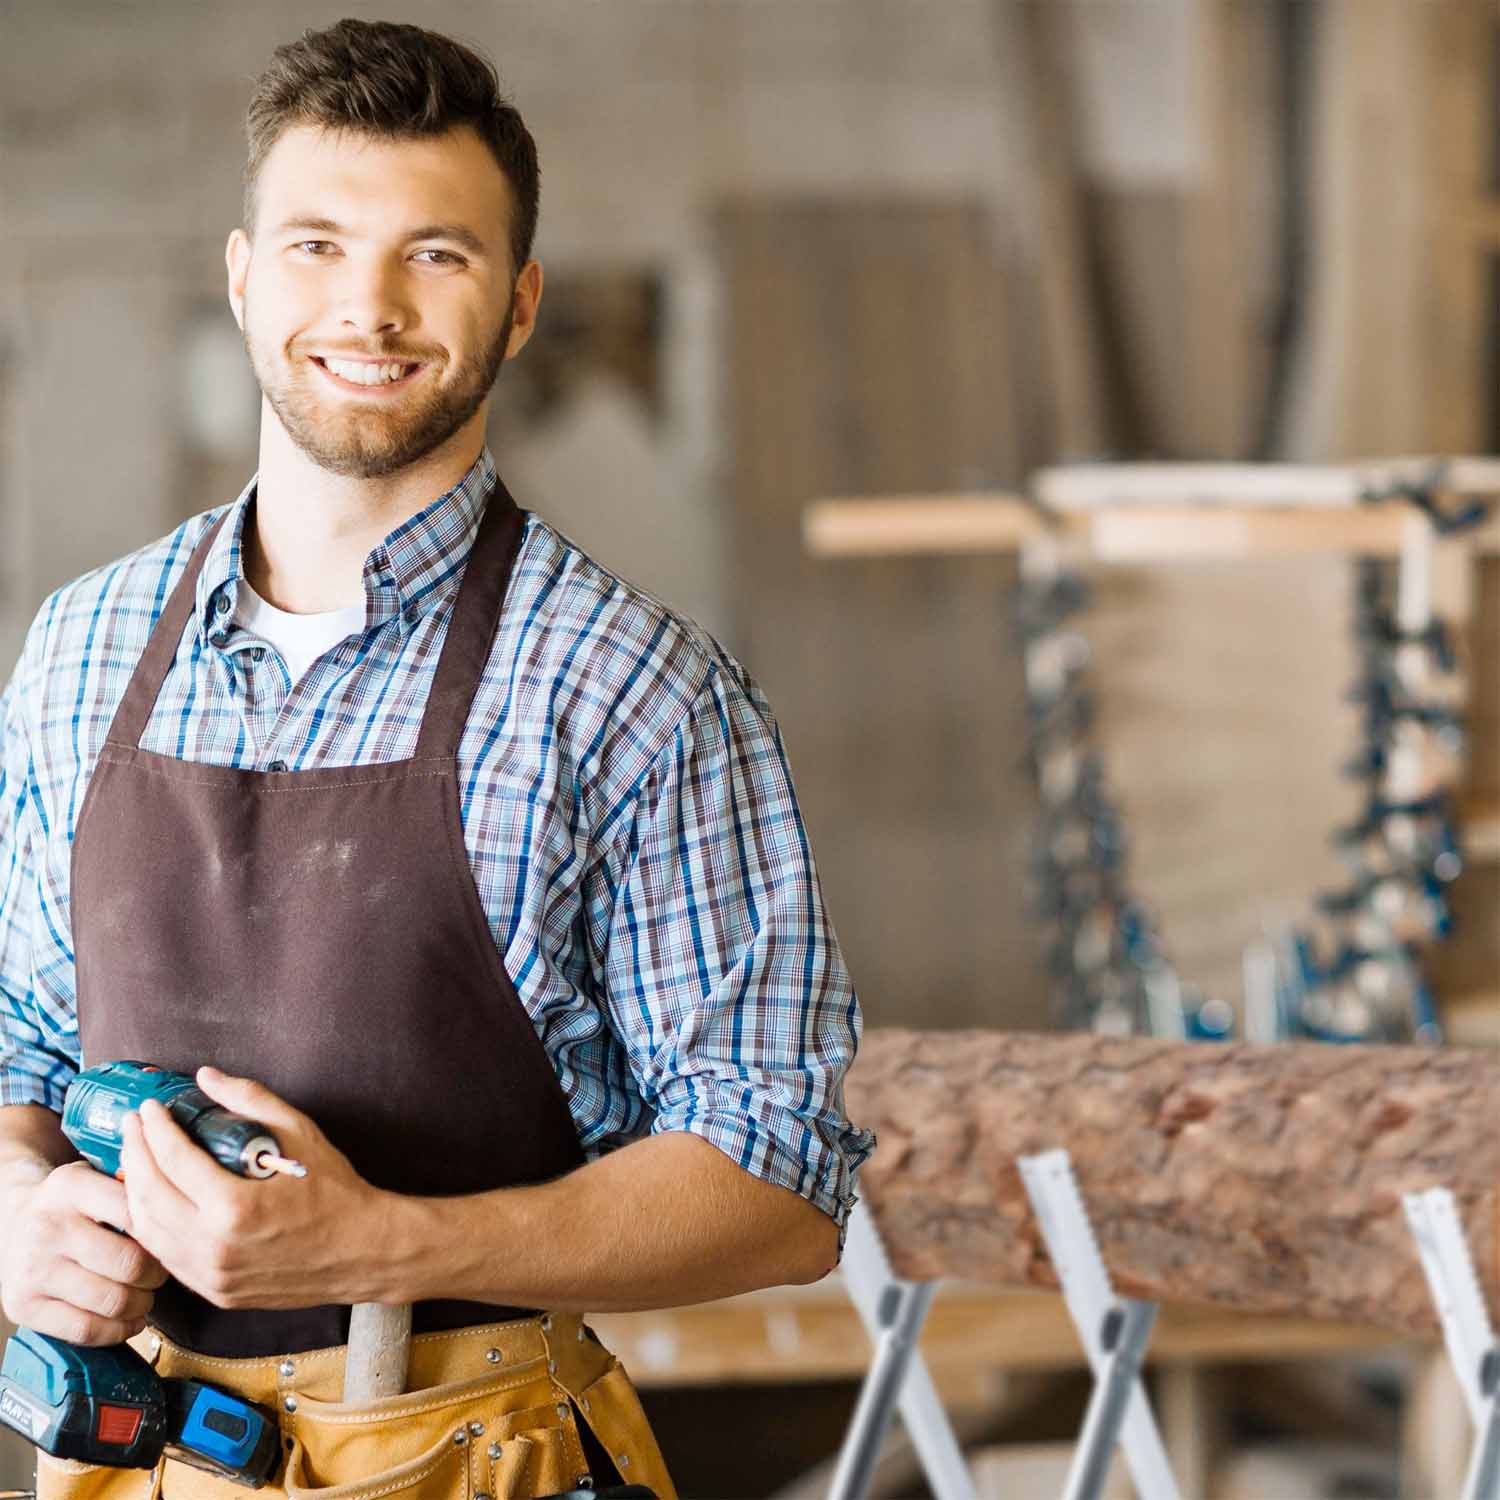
0;1159;168;1345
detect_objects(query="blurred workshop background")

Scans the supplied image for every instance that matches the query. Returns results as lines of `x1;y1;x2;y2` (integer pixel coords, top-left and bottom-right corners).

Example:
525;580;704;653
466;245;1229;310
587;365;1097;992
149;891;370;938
4;1;1500;1496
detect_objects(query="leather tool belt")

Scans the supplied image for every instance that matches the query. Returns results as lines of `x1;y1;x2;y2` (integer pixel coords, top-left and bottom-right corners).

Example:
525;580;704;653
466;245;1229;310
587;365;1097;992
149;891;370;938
34;1315;675;1500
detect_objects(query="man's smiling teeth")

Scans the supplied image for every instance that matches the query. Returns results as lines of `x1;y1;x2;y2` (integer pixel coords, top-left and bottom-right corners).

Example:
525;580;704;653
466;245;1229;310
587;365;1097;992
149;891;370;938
321;358;415;385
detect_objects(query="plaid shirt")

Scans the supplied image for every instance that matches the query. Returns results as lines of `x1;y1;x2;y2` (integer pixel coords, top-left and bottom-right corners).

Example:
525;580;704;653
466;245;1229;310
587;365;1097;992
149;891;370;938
0;448;874;1236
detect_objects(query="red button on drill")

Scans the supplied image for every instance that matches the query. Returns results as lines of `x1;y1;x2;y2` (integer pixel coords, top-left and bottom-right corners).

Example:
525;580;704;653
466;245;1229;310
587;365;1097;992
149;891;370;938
95;1403;143;1446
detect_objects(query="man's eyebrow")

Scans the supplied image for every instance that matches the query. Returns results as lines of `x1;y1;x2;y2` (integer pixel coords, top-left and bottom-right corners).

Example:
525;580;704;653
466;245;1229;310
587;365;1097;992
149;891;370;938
271;216;490;257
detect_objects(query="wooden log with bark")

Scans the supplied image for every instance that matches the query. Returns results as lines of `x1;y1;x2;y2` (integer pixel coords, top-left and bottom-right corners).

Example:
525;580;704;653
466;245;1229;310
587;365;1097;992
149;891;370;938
846;1029;1500;1335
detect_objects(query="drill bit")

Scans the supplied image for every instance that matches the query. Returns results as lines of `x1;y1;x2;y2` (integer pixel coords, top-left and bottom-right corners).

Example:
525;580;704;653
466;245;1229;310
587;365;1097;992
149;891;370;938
253;1151;308;1178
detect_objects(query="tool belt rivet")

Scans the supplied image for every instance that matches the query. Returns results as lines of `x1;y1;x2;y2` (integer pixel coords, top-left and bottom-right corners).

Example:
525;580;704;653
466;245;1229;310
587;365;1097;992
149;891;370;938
555;1402;568;1420
468;1421;485;1437
485;1347;501;1364
452;1428;468;1446
283;1396;297;1413
548;1359;557;1374
487;1442;502;1460
278;1360;295;1378
540;1315;552;1331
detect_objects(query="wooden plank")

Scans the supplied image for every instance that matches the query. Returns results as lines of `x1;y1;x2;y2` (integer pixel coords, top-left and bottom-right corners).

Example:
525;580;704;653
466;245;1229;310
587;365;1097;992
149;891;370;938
1334;0;1431;457
1006;0;1110;457
1424;0;1491;453
802;493;1049;557
717;199;1048;1033
804;495;1413;560
1035;458;1500;510
1083;506;1409;561
1180;0;1252;459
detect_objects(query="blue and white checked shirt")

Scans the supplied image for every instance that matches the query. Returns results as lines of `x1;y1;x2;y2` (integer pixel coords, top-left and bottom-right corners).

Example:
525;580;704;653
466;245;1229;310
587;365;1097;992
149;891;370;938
0;448;874;1236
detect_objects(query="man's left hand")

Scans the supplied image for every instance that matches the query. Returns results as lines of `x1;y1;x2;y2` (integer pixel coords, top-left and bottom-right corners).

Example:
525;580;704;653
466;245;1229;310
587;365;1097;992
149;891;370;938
119;1066;400;1310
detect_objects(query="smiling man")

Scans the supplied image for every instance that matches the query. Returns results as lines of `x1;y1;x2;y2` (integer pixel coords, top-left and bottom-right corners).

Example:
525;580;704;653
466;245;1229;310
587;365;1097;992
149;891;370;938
0;18;873;1499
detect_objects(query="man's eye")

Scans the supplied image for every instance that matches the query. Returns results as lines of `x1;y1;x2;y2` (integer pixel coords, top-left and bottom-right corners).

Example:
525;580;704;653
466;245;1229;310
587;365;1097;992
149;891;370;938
294;241;334;256
414;249;463;266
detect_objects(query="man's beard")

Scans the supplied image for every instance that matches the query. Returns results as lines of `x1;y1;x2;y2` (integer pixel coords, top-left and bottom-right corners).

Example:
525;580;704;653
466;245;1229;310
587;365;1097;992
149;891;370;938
240;288;514;480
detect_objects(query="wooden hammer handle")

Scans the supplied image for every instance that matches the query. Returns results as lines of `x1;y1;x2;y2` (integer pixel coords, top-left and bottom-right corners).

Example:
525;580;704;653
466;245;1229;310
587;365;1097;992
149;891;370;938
343;1301;412;1401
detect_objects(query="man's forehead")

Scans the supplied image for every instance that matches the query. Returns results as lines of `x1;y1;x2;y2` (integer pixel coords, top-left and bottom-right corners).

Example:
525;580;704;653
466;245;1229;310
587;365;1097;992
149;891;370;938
258;123;509;234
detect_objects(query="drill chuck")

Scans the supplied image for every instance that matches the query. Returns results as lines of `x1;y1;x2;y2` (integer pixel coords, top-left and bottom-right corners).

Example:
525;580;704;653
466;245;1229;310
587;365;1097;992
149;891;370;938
231;1132;282;1179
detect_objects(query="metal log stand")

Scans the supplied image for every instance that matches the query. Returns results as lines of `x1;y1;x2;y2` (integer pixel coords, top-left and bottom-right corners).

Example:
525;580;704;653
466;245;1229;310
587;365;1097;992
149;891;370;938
827;1201;974;1500
828;1150;1181;1500
1403;1187;1500;1500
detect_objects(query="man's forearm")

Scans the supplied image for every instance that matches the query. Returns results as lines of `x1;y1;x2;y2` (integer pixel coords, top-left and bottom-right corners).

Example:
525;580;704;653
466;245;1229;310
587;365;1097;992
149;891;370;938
377;1131;841;1313
0;1103;73;1219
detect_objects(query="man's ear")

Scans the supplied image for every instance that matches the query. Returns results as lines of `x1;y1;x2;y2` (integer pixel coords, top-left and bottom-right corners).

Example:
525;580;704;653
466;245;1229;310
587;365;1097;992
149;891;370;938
226;229;250;332
504;260;544;361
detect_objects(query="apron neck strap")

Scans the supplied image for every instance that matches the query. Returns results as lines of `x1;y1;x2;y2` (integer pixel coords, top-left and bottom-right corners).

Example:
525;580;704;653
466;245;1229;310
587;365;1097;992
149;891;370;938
105;513;232;750
413;475;525;760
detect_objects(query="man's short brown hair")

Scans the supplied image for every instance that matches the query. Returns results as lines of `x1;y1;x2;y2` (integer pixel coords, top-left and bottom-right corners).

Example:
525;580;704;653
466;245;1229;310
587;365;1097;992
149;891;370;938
243;17;539;274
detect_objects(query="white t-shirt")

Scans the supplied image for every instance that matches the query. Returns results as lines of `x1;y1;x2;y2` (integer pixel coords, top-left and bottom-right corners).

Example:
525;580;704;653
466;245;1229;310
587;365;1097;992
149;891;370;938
234;581;367;687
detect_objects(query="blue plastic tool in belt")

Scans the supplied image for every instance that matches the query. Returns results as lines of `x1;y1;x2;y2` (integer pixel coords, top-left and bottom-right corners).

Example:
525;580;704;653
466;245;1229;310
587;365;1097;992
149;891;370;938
0;1292;280;1487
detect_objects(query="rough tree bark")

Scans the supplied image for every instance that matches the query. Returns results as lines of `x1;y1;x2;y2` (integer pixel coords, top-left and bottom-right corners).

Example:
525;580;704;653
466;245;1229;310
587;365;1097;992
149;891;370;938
846;1029;1500;1335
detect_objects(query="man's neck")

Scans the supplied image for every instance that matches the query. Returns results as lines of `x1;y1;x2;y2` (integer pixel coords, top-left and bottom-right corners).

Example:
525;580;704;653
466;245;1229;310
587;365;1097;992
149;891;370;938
245;419;484;614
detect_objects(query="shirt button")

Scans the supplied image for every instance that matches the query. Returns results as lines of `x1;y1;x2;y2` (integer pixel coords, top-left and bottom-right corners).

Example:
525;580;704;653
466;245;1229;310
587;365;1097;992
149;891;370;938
215;594;231;615
210;631;229;649
267;759;288;773
403;606;419;625
251;647;266;663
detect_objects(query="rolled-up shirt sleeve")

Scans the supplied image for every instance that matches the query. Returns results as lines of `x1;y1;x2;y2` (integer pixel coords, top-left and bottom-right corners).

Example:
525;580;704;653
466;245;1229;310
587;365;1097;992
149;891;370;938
0;618;80;1114
602;657;875;1248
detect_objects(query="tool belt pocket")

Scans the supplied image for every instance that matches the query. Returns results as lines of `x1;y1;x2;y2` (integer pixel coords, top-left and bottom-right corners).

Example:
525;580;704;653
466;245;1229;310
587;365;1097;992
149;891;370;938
282;1361;587;1500
35;1449;160;1500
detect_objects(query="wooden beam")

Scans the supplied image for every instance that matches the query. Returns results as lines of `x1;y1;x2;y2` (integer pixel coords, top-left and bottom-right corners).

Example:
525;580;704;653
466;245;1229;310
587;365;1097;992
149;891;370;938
1006;0;1110;457
1035;458;1500;510
847;1028;1500;1335
802;493;1052;558
803;458;1500;560
804;495;1416;561
1425;1;1491;452
1082;505;1411;561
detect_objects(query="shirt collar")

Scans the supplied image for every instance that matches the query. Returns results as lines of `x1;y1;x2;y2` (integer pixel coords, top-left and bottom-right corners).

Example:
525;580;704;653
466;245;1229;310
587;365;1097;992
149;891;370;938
197;446;501;641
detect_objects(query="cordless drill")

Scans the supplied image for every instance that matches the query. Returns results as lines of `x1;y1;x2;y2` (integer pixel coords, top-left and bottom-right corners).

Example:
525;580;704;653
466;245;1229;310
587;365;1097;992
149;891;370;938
0;1062;300;1484
62;1060;305;1181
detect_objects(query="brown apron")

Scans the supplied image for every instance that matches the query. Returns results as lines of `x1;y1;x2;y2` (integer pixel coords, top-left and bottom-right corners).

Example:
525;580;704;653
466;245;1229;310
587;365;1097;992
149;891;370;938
51;477;675;1499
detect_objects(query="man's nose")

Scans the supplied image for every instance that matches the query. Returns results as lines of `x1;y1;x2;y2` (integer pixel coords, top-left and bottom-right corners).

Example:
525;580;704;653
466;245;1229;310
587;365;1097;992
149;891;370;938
337;260;413;334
